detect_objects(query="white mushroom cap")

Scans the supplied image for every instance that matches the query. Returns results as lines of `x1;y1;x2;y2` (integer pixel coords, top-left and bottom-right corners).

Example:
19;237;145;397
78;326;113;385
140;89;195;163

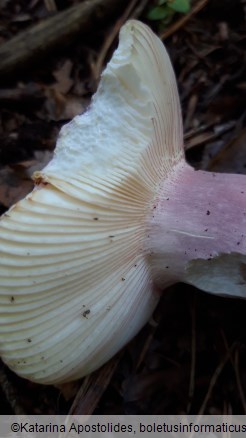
0;20;183;384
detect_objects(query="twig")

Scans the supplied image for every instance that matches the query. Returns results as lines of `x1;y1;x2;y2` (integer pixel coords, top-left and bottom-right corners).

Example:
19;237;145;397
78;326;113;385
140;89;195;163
220;331;246;414
186;293;196;413
160;0;210;40
198;342;236;415
131;0;150;19
44;0;57;12
234;348;246;414
184;94;198;131
184;119;236;141
68;352;122;415
93;0;140;82
136;306;163;371
0;0;125;77
186;341;236;438
185;121;236;150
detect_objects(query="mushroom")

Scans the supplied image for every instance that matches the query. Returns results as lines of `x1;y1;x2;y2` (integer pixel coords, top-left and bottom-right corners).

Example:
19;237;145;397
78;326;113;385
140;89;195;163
0;20;245;385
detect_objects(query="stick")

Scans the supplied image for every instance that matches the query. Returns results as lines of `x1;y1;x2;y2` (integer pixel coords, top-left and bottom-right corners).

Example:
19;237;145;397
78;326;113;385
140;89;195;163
93;0;140;82
68;353;122;415
160;0;210;40
0;0;124;77
198;342;236;416
234;349;246;414
186;293;196;413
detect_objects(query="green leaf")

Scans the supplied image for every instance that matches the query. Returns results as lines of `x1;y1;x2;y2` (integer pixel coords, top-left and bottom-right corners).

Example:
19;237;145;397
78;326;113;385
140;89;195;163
167;0;191;13
147;5;170;20
158;0;167;5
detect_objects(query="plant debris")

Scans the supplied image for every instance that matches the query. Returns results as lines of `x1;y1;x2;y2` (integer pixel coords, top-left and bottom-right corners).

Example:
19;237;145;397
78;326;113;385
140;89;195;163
0;0;246;415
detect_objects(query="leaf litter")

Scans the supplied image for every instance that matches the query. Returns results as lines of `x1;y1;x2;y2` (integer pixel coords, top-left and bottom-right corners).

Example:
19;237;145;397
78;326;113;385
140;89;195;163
0;0;246;415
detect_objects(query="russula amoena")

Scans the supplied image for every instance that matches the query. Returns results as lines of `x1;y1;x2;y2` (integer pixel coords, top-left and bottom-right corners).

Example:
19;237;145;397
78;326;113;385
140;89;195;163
0;20;245;385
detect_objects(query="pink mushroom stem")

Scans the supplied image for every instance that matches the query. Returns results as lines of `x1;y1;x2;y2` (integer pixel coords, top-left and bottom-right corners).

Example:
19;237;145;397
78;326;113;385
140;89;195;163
147;159;246;295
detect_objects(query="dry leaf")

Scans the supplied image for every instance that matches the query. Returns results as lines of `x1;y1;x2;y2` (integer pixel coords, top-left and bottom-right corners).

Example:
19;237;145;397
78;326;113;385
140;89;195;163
52;60;74;94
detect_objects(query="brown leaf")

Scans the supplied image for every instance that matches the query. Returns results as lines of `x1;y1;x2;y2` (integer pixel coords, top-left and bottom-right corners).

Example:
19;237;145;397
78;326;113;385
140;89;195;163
52;60;74;94
44;87;86;121
207;129;246;173
0;166;33;208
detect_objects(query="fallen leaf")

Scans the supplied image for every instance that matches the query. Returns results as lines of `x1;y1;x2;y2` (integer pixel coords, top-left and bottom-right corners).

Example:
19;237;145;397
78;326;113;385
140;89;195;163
52;60;74;94
207;129;246;173
0;166;33;208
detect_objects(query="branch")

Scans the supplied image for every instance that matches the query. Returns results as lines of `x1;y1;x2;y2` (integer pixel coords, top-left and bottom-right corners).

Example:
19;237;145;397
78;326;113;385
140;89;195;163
0;0;124;77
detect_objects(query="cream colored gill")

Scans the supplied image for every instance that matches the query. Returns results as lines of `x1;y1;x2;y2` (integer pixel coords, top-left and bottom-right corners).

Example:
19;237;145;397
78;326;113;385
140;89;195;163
42;19;184;191
0;20;182;383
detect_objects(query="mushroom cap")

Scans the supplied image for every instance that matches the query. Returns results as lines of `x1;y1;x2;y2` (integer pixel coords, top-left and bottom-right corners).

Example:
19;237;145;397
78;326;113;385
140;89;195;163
0;20;183;383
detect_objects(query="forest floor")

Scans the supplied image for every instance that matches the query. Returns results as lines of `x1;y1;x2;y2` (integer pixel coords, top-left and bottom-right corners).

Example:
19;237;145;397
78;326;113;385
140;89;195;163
0;0;246;415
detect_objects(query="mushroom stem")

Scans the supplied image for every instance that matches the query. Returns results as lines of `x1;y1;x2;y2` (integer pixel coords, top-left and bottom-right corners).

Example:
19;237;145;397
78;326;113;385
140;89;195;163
147;159;246;297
